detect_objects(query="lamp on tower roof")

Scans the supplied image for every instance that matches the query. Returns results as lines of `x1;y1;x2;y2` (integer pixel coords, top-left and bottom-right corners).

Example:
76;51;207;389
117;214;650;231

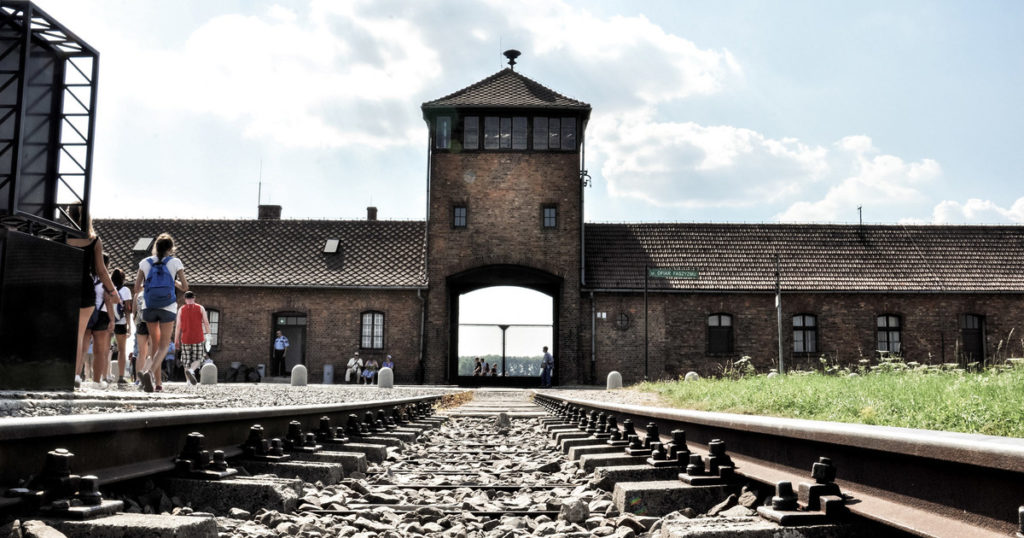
503;49;521;70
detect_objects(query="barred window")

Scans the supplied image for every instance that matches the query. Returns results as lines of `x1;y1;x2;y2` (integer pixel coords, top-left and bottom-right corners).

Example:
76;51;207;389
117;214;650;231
453;205;467;228
876;314;901;354
361;311;384;350
793;314;817;354
207;309;220;349
542;205;557;228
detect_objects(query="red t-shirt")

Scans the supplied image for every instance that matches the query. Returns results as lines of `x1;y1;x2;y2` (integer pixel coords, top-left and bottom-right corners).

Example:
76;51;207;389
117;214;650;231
178;303;205;345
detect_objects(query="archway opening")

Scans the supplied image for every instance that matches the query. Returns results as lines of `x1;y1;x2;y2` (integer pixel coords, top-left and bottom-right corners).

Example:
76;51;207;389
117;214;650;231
458;286;553;380
446;264;561;387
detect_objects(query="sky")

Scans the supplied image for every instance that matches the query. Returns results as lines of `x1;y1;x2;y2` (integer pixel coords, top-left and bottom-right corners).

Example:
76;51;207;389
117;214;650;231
37;0;1024;225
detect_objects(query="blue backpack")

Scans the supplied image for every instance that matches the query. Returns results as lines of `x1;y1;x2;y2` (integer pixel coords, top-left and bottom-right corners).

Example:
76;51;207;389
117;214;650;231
143;256;176;308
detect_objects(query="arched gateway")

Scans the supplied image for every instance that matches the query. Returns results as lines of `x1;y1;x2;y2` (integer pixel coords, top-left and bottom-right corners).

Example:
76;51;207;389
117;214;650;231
420;54;592;386
448;265;560;386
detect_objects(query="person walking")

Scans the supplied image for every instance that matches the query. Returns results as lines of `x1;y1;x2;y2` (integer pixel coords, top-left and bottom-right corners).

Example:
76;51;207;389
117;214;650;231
345;351;363;383
134;233;188;393
540;346;554;387
272;330;289;377
110;268;133;385
174;290;211;385
65;206;119;387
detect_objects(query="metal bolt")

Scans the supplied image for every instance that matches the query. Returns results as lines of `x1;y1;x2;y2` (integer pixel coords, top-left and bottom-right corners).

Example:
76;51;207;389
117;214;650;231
627;434;642;449
303;433;317;448
811;456;837;484
708;439;727;456
686;454;705;476
77;475;102;506
621;419;637;439
269;438;285;457
772;481;799;511
643;423;659;449
650;442;667;461
286;421;303;444
210;451;228;471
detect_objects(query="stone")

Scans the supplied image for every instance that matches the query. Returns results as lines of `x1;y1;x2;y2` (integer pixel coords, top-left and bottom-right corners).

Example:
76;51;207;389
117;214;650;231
684;371;700;382
200;363;217;384
229;507;252;519
738;485;761;508
606;371;623;389
706;493;738;516
377;367;394;388
559;497;589;524
614;514;647;533
718;504;756;517
20;521;64;538
291;365;308;386
767;371;779;378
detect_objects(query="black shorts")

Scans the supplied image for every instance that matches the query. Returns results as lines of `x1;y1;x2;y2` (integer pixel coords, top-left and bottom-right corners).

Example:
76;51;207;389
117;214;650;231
87;310;110;331
114;324;128;335
136;321;149;336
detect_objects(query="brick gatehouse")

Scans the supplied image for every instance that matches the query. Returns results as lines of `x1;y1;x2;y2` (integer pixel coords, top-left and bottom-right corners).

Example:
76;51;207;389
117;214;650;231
97;60;1024;386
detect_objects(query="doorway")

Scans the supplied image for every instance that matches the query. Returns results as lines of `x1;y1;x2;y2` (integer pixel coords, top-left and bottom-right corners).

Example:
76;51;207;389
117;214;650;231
447;264;561;387
273;312;306;375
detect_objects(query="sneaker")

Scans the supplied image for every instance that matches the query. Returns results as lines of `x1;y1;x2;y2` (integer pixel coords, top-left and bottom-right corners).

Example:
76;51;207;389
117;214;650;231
98;380;108;390
184;368;198;385
117;377;127;386
155;385;163;392
74;374;82;388
140;371;154;393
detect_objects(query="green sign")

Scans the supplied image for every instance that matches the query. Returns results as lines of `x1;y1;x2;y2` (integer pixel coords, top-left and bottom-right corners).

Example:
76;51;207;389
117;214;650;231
648;268;699;279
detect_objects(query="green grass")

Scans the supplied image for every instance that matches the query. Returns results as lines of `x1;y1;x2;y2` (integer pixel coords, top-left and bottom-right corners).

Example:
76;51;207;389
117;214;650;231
637;363;1024;437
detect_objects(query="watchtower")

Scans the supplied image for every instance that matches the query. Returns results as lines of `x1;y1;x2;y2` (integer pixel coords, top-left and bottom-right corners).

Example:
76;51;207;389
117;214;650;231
420;51;591;385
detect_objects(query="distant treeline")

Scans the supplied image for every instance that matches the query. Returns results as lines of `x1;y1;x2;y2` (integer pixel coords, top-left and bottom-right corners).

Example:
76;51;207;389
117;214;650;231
458;354;542;376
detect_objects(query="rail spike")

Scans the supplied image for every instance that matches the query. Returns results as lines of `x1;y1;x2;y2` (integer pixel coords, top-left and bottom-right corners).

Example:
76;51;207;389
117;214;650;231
8;448;125;519
756;456;849;525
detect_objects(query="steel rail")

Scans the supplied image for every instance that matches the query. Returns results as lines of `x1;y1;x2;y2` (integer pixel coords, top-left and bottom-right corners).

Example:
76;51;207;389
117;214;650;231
0;394;452;491
535;393;1024;538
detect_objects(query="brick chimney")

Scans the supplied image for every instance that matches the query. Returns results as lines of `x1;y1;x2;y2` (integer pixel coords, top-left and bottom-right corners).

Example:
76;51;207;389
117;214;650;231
258;205;282;220
367;206;378;221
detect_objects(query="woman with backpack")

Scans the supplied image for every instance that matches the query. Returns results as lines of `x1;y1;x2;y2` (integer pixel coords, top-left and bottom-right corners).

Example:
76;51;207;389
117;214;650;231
133;233;189;392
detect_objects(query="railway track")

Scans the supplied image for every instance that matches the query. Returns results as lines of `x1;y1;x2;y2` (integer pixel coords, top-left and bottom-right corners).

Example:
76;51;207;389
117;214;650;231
0;388;1020;536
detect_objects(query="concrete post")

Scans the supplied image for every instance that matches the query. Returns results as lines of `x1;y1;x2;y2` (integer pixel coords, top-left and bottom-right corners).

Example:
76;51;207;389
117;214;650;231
200;363;218;385
378;367;394;389
606;371;623;390
290;365;308;386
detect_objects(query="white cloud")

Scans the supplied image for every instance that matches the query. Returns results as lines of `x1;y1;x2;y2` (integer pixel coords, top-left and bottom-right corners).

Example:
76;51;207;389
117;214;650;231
113;4;439;149
592;110;829;208
931;198;1024;224
774;137;941;222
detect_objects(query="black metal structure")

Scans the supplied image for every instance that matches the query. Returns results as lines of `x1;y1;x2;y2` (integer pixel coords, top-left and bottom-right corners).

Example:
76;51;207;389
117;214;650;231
0;1;98;239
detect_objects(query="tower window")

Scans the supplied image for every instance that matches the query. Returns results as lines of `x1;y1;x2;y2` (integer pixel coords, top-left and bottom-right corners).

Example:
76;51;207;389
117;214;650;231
435;116;451;149
463;116;479;150
483;117;499;149
499;117;512;149
548;117;561;149
561;118;576;150
542;205;557;228
512;117;528;149
533;117;548;149
453;205;467;228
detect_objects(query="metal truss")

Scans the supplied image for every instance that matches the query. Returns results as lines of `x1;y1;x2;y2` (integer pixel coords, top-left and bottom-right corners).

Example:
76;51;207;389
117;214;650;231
0;1;98;239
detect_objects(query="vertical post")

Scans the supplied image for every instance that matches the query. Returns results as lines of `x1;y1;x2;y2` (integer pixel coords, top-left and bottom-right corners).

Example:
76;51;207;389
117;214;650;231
499;325;509;377
775;254;784;374
644;265;649;381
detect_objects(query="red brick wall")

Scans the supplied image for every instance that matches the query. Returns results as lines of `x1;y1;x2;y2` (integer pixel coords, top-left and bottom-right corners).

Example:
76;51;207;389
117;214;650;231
581;292;1024;384
189;286;423;384
424;151;584;384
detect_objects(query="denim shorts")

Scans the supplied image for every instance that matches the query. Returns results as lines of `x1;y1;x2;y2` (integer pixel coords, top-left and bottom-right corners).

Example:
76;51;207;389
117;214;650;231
142;308;177;323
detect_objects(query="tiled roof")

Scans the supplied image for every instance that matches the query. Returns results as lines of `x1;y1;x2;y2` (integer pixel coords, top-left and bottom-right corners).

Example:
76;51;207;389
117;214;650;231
422;68;591;111
94;219;427;288
585;223;1024;293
